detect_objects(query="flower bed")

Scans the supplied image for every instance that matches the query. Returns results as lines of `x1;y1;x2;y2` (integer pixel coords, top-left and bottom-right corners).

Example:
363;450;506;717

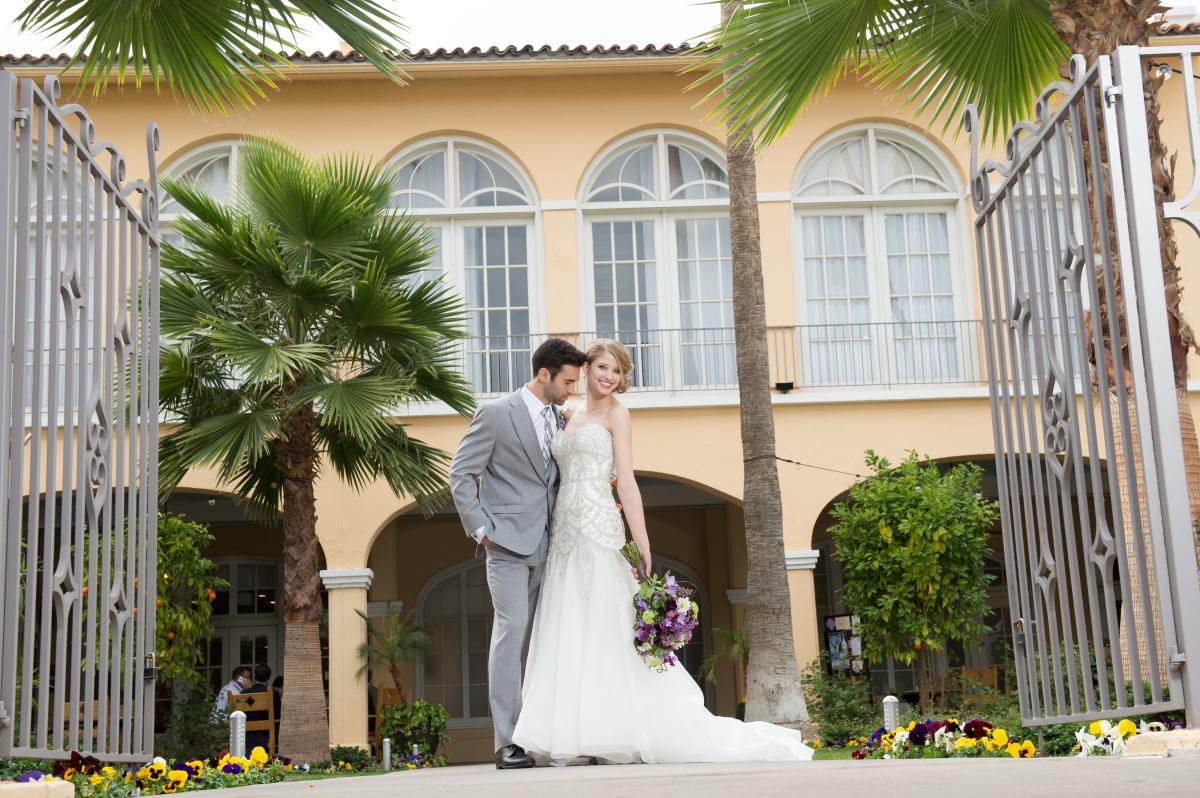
14;747;289;795
852;719;1037;760
1074;718;1181;756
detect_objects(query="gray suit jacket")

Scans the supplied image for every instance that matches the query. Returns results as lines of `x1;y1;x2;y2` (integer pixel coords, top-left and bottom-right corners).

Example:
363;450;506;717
449;390;558;556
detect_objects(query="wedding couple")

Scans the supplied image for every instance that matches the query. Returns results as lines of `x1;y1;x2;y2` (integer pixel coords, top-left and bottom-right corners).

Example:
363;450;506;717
450;338;813;769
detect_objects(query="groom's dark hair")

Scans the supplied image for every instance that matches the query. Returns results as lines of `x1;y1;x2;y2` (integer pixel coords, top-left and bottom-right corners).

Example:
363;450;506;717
532;338;587;378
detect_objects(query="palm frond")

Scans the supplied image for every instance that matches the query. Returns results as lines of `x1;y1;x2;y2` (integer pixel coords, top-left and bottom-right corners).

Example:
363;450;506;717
689;0;915;146
868;0;1067;142
17;0;407;115
205;317;329;383
293;373;408;444
177;407;281;482
238;139;378;266
689;0;1064;147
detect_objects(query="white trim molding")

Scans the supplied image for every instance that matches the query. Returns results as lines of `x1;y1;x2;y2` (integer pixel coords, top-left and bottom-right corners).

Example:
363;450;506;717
725;588;748;604
785;549;821;570
540;199;577;211
320;567;375;591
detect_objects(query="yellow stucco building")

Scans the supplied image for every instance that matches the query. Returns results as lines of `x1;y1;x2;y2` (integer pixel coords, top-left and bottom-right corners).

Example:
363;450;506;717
9;29;1200;763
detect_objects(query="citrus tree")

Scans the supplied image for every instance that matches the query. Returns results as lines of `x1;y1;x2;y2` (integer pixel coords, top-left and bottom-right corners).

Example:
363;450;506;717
829;451;999;712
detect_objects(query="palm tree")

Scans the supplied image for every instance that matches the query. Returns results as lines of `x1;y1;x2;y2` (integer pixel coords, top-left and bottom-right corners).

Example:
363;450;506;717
718;0;810;730
15;0;407;114
157;138;474;762
355;607;427;705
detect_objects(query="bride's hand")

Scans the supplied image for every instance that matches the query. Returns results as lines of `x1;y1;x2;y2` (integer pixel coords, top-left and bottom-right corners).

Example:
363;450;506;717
640;549;652;581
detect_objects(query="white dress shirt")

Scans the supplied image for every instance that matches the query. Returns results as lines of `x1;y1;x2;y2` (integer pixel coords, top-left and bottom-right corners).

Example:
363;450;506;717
472;387;555;543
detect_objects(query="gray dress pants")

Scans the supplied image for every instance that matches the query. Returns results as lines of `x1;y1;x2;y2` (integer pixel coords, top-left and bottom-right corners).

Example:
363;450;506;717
484;535;548;750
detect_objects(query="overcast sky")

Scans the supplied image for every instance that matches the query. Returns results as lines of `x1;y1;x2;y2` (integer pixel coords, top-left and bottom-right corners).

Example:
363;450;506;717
0;0;722;56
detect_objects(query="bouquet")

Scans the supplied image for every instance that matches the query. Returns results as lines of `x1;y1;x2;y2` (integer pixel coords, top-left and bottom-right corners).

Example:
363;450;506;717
620;540;700;669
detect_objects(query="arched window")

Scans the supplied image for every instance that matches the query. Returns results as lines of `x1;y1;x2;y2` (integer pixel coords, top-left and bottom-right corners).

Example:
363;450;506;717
388;137;541;395
580;131;734;391
416;561;493;722
793;125;972;387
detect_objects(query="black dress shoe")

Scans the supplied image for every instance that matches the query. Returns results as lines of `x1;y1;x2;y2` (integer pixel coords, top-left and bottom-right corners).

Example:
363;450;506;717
495;744;535;769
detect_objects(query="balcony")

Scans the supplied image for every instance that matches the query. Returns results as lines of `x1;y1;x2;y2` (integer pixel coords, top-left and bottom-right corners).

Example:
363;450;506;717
456;321;984;399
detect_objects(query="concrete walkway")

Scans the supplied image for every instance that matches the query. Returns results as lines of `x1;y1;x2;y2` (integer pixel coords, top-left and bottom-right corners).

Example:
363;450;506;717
200;756;1200;798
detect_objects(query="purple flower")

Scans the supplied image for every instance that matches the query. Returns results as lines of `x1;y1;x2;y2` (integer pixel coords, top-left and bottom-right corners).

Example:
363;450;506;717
909;721;930;746
18;771;45;783
868;726;886;746
222;763;244;774
173;762;196;777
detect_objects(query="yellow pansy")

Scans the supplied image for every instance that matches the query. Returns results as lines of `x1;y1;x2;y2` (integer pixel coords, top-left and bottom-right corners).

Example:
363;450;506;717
168;769;188;784
1089;720;1104;736
250;746;269;766
1117;719;1137;739
101;766;117;780
954;736;977;749
990;728;1009;747
908;721;917;731
89;774;105;786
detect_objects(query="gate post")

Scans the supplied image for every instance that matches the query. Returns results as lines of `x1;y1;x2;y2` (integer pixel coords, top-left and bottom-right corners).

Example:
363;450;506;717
0;70;15;760
1112;44;1200;730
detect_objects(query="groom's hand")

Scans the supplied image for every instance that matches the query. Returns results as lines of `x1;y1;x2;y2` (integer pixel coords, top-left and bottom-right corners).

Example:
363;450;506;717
481;535;493;550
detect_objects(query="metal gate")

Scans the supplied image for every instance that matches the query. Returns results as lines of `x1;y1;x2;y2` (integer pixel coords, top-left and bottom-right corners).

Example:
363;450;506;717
0;73;160;761
968;50;1200;728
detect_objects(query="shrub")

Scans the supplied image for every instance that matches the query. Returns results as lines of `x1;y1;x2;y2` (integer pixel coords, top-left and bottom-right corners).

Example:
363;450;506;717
155;681;231;762
378;700;450;766
328;745;374;771
801;657;879;746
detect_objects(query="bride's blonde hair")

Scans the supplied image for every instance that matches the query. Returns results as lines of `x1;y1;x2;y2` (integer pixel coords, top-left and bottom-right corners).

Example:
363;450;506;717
585;339;634;394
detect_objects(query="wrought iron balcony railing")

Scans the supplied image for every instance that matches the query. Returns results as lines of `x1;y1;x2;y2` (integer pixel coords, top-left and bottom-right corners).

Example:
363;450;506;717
455;321;984;398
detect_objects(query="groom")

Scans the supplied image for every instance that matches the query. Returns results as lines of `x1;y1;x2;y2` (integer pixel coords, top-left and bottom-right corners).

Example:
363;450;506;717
449;338;587;769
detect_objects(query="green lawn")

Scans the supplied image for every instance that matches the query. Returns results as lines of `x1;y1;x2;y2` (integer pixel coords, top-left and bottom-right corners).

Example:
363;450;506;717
813;748;855;761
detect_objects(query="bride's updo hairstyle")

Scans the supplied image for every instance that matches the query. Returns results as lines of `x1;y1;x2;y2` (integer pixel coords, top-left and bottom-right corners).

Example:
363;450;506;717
585;339;634;394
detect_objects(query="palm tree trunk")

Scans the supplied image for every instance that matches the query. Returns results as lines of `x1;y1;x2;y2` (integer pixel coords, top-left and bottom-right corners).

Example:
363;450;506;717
276;401;329;762
721;0;809;729
1051;0;1200;693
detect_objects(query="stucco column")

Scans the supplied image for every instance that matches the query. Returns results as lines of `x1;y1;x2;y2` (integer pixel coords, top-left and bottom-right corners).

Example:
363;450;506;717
785;549;821;672
320;567;373;750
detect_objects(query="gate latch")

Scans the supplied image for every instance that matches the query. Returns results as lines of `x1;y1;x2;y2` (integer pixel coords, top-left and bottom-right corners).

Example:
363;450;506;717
1170;647;1186;670
143;652;158;681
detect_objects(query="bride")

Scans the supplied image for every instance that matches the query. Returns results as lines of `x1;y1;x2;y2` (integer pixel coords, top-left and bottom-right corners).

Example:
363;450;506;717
512;339;813;765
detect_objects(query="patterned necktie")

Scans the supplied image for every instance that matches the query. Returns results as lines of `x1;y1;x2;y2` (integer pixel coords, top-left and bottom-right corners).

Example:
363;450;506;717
540;405;554;467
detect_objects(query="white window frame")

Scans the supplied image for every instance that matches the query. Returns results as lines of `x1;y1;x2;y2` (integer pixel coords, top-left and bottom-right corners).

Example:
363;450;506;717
578;130;734;393
387;136;545;396
791;124;977;389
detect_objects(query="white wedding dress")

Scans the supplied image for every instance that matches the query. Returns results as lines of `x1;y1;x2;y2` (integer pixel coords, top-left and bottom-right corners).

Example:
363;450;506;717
512;422;813;765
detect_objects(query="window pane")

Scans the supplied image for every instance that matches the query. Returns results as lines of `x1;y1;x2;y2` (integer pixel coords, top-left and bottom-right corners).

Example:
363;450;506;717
391;150;446;209
458;150;529;207
667;143;729;200
588;144;655;201
801;214;873;386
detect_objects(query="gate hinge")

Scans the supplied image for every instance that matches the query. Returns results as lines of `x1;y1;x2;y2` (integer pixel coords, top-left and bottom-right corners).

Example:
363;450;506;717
1104;86;1123;107
11;108;28;128
1170;647;1186;670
